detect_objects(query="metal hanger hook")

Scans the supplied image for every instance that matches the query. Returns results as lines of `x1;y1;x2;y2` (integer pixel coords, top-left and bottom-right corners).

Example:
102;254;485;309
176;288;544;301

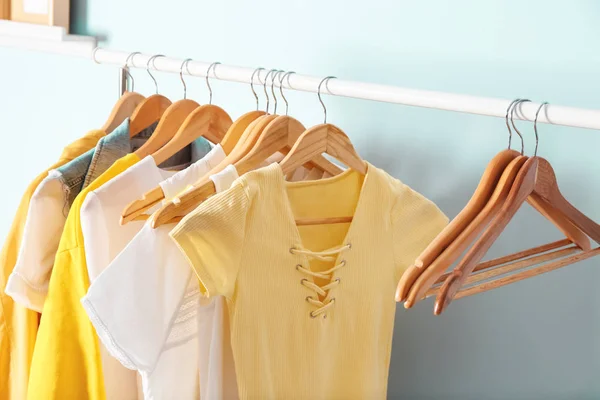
179;58;193;100
533;102;549;157
504;98;522;150
91;47;102;64
262;69;278;114
279;71;295;116
250;67;265;111
510;98;531;155
146;54;165;94
318;76;337;124
271;70;284;115
205;62;221;105
120;51;140;93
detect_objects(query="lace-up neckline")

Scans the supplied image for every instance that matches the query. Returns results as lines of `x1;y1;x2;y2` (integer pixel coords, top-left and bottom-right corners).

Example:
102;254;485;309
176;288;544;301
290;244;351;319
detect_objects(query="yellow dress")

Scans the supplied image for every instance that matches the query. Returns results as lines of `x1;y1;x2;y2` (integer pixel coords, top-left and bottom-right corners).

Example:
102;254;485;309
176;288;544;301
0;130;104;400
27;154;140;400
171;162;448;399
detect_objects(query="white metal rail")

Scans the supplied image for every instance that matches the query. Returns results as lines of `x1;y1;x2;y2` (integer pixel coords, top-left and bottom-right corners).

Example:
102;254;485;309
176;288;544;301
90;49;600;131
4;31;600;130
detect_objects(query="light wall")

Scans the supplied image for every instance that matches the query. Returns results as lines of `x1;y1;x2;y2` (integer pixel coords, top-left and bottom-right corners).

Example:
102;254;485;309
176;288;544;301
1;1;599;399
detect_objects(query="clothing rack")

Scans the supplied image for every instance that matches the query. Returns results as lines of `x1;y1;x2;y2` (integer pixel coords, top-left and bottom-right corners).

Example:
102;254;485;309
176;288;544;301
12;40;600;130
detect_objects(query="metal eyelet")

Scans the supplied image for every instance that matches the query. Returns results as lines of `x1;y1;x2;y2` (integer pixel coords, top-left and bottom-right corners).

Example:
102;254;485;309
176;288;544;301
305;296;313;302
335;278;341;283
310;311;317;319
340;260;346;266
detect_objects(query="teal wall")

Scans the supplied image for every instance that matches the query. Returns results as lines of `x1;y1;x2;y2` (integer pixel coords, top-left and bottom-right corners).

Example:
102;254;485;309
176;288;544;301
1;1;600;399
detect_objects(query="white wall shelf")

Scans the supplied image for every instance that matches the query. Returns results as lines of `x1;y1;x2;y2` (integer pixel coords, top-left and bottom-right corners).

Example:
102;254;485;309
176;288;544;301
0;20;95;56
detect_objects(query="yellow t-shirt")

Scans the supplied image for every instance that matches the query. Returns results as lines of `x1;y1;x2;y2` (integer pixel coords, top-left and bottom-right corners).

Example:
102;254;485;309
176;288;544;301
170;162;448;399
0;130;104;400
27;153;140;400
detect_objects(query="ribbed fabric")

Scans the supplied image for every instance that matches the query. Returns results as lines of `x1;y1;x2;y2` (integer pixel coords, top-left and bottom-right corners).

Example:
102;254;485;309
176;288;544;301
170;162;448;400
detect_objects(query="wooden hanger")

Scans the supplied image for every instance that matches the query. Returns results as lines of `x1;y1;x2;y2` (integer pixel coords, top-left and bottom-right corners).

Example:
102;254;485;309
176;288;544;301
424;239;580;299
147;114;278;227
399;101;592;308
397;100;527;301
432;103;600;314
396;148;520;302
120;110;264;225
121;67;272;225
433;155;600;314
94;50;146;133
238;71;342;176
278;122;366;226
152;104;232;165
101;91;145;133
134;59;202;159
437;246;600;304
403;155;592;309
129;55;172;137
235;115;343;177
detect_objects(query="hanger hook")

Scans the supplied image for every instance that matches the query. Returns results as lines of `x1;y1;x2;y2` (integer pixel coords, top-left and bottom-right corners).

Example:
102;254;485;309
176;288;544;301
504;98;522;150
179;58;193;100
250;67;265;111
91;47;102;64
146;54;165;94
533;102;549;157
510;99;530;155
318;76;336;124
271;70;284;115
279;71;295;116
205;62;221;105
118;51;140;93
263;69;278;114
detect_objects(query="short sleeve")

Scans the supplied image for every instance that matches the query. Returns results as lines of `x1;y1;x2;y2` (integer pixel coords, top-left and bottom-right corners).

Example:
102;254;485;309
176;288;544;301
391;182;448;281
170;180;250;299
6;173;68;312
81;222;193;373
80;191;111;282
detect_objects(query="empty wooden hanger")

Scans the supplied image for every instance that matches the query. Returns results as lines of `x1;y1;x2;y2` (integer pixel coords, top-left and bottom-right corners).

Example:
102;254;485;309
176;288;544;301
434;102;600;314
135;58;201;159
397;99;524;302
129;54;173;137
97;50;145;133
401;100;591;308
